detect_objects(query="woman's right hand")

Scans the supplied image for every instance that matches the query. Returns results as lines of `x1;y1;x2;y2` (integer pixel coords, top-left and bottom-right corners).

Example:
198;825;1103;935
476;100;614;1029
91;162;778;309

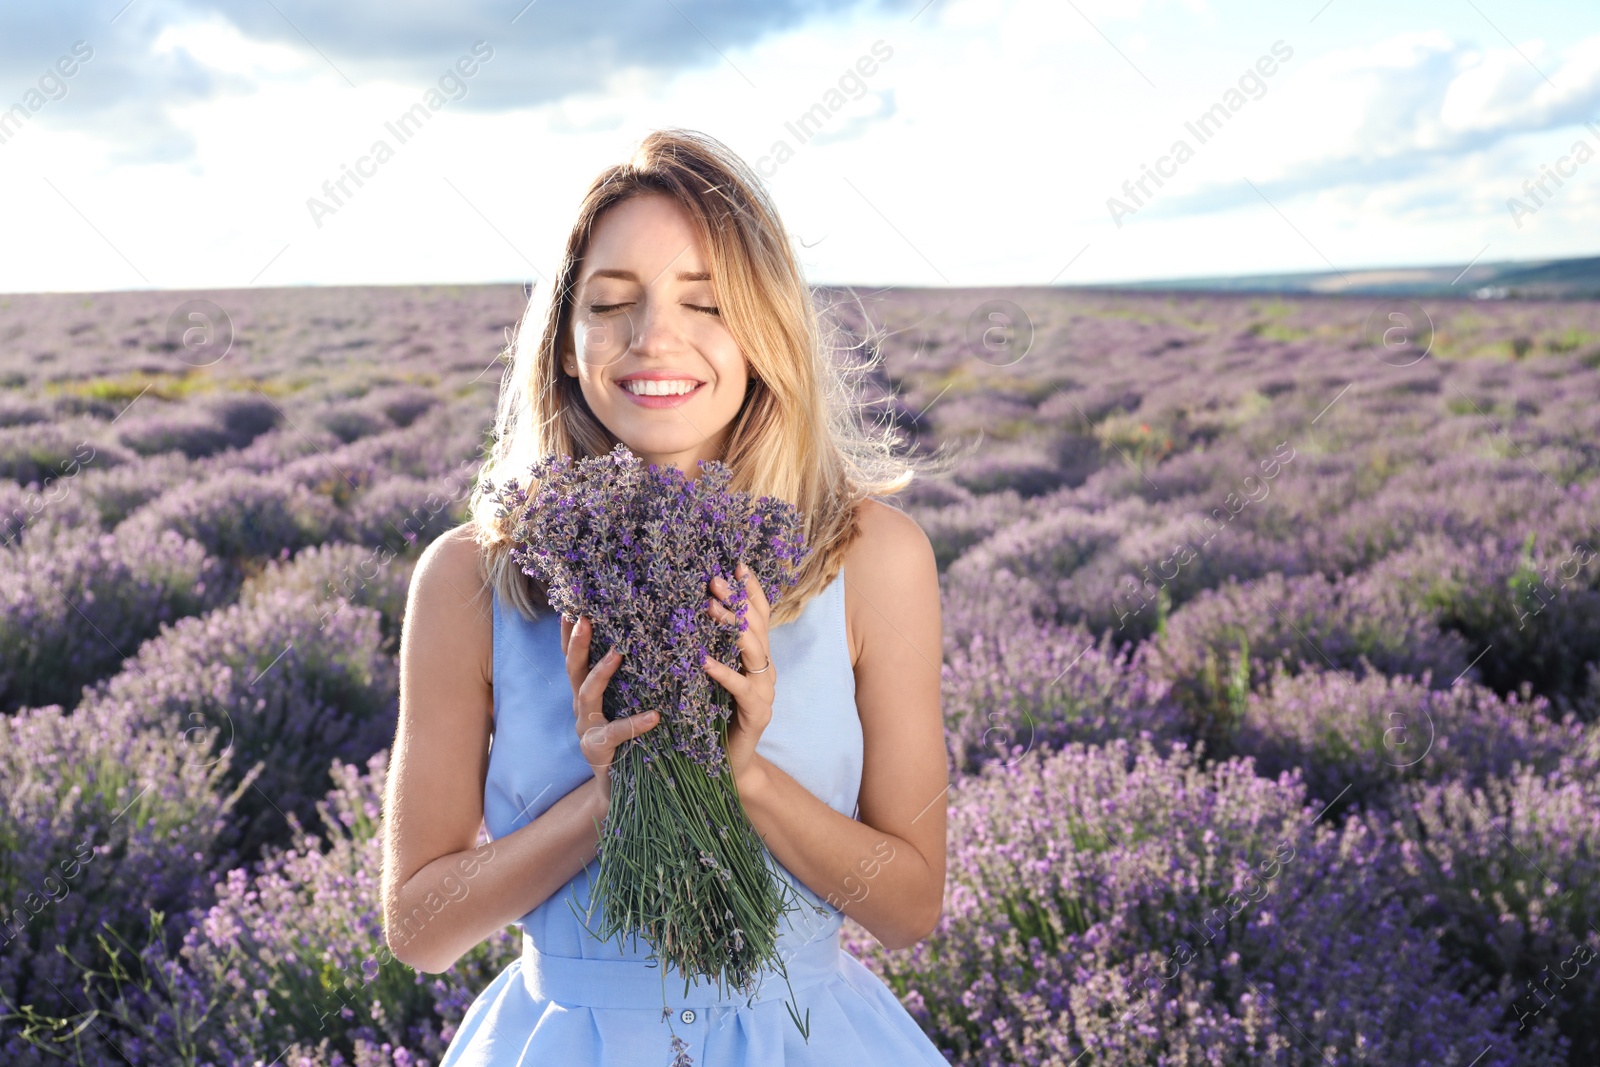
560;614;660;804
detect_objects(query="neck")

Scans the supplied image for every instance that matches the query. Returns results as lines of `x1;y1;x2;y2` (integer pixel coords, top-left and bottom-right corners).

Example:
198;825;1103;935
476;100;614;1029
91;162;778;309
628;437;730;481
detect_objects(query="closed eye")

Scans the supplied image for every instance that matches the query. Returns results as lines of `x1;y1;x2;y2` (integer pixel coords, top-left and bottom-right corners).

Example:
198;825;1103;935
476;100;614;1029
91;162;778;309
585;303;718;316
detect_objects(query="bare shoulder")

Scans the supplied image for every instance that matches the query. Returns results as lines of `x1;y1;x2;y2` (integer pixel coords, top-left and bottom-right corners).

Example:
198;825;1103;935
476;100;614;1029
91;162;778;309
403;521;494;692
841;497;939;667
415;520;488;586
847;497;934;570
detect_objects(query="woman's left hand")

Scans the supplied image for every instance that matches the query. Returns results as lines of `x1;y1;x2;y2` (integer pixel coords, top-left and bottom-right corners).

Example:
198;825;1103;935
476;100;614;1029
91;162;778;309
702;560;776;792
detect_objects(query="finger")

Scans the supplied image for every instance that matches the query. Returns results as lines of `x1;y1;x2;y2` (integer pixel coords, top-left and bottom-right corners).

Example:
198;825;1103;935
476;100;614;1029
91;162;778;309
578;723;612;764
702;653;748;698
708;574;760;631
737;560;771;614
735;633;773;679
576;644;621;725
727;593;771;668
564;615;593;697
704;657;772;733
559;614;574;657
706;594;739;626
580;709;658;763
613;709;660;745
708;573;735;608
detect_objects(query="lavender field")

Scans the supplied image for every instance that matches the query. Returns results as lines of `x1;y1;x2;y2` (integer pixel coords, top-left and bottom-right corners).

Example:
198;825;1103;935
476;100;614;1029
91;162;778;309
3;283;1600;1066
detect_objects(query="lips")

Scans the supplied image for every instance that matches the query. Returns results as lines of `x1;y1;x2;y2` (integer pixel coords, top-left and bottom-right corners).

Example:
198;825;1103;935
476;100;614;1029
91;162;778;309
616;375;705;408
619;378;702;396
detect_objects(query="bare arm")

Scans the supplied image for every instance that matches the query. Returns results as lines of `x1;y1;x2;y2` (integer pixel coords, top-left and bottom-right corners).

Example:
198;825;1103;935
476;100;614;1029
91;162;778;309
380;523;610;973
736;500;948;950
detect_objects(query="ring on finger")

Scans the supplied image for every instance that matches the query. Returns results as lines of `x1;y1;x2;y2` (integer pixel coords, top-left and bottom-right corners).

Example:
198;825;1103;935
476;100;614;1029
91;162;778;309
740;653;771;675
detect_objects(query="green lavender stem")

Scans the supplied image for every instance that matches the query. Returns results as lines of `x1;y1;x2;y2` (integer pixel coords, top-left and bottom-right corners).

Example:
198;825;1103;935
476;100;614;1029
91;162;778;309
577;686;803;998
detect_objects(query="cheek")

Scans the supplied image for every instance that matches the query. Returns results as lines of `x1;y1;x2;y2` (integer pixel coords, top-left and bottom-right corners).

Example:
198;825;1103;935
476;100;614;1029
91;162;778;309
705;339;748;394
574;368;608;406
714;364;749;411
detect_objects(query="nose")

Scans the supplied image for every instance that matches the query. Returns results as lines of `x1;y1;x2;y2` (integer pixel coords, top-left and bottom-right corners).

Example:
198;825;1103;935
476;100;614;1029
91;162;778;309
626;294;685;361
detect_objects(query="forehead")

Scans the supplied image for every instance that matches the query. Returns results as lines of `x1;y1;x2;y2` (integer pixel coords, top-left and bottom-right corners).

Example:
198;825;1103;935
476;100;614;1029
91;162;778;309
581;194;711;289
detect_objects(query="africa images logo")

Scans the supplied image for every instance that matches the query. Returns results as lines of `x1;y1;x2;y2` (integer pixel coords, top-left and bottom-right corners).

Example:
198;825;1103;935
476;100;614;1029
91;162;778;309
1106;40;1294;228
305;41;495;229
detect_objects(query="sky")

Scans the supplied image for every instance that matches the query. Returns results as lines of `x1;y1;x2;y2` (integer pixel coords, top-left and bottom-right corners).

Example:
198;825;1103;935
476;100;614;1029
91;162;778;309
0;0;1597;293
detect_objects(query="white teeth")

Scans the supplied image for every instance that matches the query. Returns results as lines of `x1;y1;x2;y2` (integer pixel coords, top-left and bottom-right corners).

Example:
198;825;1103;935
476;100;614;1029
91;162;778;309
622;379;699;396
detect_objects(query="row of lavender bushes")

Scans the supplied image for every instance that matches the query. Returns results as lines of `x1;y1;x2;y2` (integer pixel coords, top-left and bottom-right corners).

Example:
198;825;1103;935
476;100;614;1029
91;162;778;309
5;288;1600;1064
849;311;1600;1063
906;601;1600;1063
0;395;481;713
1;387;495;1065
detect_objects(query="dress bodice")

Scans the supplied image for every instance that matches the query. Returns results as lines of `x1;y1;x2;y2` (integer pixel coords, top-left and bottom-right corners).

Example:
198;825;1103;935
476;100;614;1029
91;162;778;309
483;564;864;963
443;561;953;1065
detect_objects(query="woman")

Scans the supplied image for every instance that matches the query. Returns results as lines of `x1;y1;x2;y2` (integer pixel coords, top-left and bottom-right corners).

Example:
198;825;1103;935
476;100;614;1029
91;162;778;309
381;128;952;1065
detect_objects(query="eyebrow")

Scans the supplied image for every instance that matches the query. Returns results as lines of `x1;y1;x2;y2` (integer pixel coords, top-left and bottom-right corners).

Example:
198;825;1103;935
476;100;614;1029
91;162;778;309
582;269;711;284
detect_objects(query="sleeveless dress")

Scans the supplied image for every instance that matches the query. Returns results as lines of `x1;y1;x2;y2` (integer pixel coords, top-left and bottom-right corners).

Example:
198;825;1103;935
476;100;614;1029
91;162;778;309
438;563;954;1066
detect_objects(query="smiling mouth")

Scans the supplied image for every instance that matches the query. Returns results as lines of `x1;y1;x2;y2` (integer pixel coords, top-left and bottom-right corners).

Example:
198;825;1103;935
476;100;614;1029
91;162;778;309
619;379;703;396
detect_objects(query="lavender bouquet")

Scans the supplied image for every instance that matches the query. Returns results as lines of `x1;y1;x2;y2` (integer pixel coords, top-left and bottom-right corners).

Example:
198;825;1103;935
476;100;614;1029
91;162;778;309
489;443;812;1005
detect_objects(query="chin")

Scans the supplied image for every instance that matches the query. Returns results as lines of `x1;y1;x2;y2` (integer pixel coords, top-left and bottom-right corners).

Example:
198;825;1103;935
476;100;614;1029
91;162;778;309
609;427;714;460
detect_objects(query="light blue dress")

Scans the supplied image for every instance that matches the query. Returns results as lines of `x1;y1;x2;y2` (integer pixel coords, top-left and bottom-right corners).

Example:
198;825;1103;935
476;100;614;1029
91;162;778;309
439;563;953;1066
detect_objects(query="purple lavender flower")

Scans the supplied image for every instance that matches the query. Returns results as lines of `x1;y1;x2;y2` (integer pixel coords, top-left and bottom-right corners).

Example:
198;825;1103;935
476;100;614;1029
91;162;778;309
80;585;398;860
3;750;518;1067
489;441;809;1035
0;697;241;1061
0;522;222;711
490;442;809;775
845;738;1567;1066
116;470;340;564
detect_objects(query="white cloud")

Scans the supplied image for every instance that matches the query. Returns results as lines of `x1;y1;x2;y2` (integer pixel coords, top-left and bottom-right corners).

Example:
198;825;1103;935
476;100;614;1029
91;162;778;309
3;3;1600;292
1130;31;1600;224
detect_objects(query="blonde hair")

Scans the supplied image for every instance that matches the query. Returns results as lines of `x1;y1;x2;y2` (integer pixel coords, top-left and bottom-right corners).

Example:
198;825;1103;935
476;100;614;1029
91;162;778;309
469;127;947;625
